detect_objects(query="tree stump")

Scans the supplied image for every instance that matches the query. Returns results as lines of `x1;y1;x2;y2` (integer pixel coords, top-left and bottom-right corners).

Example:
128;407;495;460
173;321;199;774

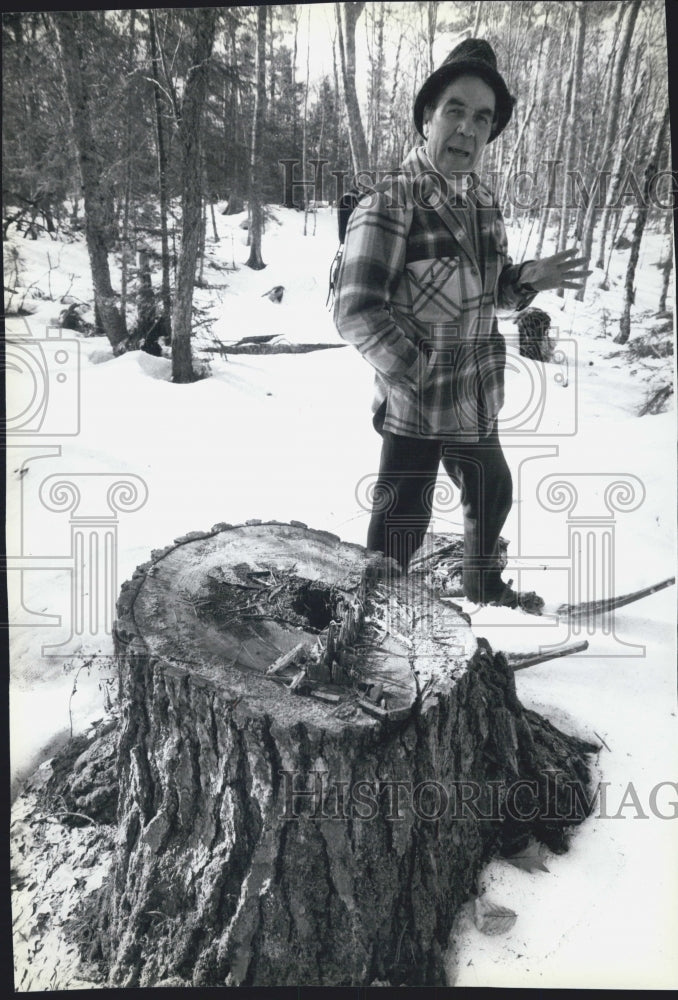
104;521;597;987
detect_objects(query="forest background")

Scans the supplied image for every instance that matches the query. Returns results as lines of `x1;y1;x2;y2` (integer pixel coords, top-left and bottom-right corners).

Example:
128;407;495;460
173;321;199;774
3;0;674;380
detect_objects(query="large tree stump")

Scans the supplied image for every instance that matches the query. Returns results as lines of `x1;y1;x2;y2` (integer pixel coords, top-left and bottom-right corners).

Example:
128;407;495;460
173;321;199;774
104;521;597;987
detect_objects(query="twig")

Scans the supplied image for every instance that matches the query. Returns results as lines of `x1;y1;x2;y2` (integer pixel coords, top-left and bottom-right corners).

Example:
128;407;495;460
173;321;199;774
53;810;96;826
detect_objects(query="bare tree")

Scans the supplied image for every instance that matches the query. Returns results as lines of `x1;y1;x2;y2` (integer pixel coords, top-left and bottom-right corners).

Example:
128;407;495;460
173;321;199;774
120;9;136;339
473;1;483;36
595;68;647;284
335;2;369;176
615;105;670;345
302;6;311;236
53;12;127;350
425;1;438;76
504;8;549;185
657;214;673;316
534;4;574;258
171;8;218;382
577;0;641;301
556;1;586;268
246;5;267;270
148;9;172;332
366;1;385;167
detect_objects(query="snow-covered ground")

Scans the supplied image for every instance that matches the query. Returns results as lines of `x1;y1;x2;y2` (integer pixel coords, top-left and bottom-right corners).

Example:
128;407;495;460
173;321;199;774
6;199;677;989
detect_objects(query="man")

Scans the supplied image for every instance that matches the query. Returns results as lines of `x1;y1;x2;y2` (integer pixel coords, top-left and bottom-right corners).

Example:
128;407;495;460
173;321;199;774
333;38;588;607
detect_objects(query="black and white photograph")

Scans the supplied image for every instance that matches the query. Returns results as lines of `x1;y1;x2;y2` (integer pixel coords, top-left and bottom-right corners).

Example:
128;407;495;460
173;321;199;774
4;0;677;989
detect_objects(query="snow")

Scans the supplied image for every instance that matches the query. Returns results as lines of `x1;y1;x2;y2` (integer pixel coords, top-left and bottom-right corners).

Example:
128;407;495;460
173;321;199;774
6;198;677;989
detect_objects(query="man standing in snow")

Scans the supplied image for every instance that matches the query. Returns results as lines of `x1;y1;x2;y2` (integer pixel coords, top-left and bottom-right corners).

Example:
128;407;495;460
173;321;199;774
333;38;589;607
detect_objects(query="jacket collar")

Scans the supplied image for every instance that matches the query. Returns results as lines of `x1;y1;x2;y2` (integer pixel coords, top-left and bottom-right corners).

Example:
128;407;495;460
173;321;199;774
402;145;479;270
400;146;499;279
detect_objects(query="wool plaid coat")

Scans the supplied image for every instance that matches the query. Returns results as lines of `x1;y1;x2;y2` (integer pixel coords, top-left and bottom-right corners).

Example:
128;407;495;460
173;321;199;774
333;145;537;440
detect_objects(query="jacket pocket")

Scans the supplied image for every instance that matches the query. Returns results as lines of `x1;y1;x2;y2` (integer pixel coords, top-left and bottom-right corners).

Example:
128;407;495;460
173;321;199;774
406;256;463;323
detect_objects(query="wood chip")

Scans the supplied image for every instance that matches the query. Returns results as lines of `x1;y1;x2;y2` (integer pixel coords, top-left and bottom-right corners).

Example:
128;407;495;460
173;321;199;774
310;690;342;704
287;668;308;692
357;698;388;720
265;642;307;675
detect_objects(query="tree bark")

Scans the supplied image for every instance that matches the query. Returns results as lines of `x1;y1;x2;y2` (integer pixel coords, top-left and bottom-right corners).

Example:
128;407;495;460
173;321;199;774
425;1;438;77
225;15;245;215
119;10;136;340
658;220;673;315
577;0;641;300
170;8;217;382
473;1;483;36
335;2;369;177
102;522;597;987
556;1;586;265
149;10;172;331
594;68;647;273
615;106;670;345
506;7;548;191
534;5;573;259
53;12;127;351
246;6;267;270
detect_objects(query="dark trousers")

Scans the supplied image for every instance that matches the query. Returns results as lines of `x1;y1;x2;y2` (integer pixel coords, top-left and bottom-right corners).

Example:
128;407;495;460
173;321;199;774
366;404;512;601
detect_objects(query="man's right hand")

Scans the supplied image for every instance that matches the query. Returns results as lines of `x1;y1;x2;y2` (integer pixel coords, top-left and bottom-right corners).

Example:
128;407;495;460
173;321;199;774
520;248;591;291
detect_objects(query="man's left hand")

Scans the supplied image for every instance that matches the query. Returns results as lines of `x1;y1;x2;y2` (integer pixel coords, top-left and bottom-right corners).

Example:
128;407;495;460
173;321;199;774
521;247;592;292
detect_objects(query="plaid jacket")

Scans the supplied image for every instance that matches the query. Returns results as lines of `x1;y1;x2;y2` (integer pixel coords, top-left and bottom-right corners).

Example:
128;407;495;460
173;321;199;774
333;145;537;440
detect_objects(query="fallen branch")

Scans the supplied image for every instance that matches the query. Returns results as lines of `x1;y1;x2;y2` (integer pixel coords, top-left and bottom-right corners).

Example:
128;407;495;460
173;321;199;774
507;640;589;672
558;577;675;619
638;384;673;417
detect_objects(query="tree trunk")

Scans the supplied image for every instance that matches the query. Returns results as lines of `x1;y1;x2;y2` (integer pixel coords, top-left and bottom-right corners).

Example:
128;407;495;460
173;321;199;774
119;10;136;340
576;0;641;301
366;1;385;167
473;1;483;36
102;521;597;987
572;1;624;249
615;106;670;345
53;12;127;351
387;31;403;166
302;8;311;235
268;4;275;106
291;5;299;159
507;6;548;193
426;1;438;76
225;18;245;216
658;220;673;315
246;6;267;270
556;2;586;265
594;68;647;272
335;2;369;177
534;5;574;259
170;8;217;382
149;10;172;332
